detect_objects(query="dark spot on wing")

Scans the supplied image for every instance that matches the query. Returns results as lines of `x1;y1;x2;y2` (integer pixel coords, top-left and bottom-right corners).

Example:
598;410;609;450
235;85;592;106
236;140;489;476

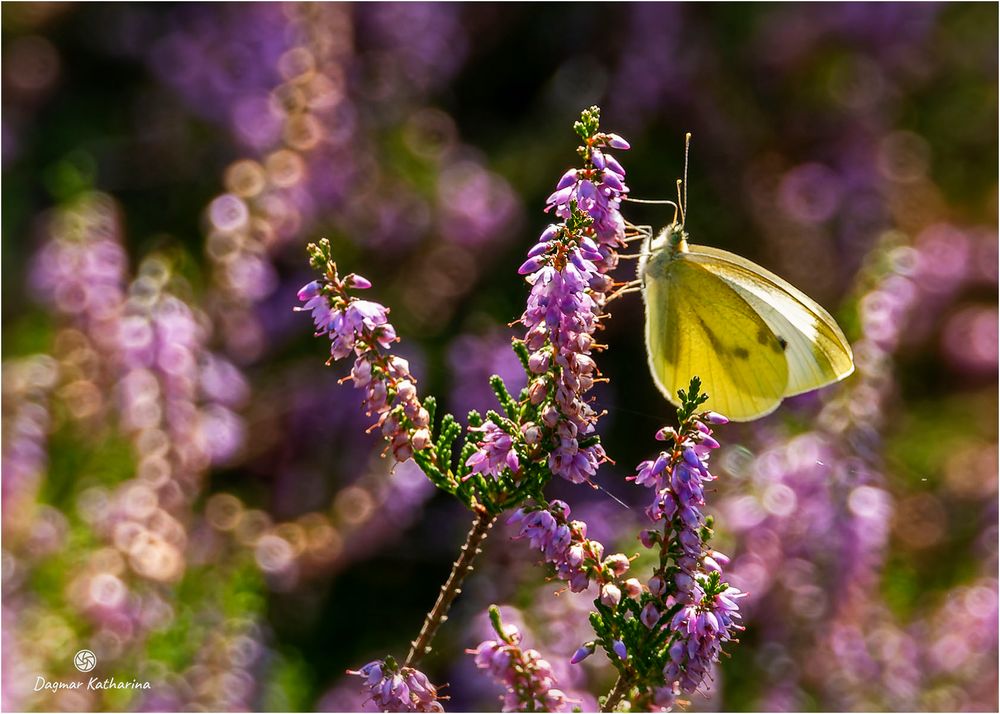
697;315;753;361
758;326;786;354
695;315;725;353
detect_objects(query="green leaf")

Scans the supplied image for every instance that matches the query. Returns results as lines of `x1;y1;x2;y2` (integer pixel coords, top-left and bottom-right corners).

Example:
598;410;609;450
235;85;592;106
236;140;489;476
489;375;519;421
511;339;531;374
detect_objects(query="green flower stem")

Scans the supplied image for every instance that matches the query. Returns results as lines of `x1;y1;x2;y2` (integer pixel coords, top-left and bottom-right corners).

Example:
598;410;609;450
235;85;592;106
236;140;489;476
405;507;497;667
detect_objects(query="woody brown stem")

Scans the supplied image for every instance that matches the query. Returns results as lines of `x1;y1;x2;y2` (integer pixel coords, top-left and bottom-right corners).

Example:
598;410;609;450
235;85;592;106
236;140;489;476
405;508;496;667
602;674;631;712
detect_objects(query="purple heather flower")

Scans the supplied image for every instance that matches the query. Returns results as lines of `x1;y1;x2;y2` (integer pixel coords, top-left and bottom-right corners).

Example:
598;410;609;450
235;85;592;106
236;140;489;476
465;420;520;480
663;581;746;695
570;643;595;664
297;257;429;463
515;132;630;486
469;619;570;712
629;408;746;697
603;133;631;150
651;683;679;711
347;659;443;712
641;602;661;629
623;578;643;599
612;639;628;661
510;500;629;595
600;583;622;607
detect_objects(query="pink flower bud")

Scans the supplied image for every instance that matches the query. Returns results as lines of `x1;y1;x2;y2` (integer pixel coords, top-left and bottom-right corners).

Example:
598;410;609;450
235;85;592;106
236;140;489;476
655;426;677;442
351;358;372;386
368;381;388;411
539;224;560;242
403;399;422;420
605;133;631;150
345;273;372;290
648;575;666;597
603;553;630;576
387;356;410;377
518;256;546;275
525;324;547;350
556;168;579;190
528;379;548;405
298;280;322;301
412;407;430;428
411;428;431;451
555;419;578;439
600;583;621;607
527;240;550;258
623;578;642;598
710;549;731;567
396;380;416;402
699;434;721;449
392;440;413;463
521;422;541;445
381;413;401;437
589;273;613;293
528;350;550;374
641;602;660;629
602;171;624;192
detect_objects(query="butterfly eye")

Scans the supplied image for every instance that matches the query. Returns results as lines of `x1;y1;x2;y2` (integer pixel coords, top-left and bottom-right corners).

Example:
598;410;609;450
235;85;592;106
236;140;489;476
667;225;688;253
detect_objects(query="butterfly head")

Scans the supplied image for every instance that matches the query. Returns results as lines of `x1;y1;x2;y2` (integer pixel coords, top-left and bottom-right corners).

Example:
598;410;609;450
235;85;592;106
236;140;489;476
665;222;689;254
643;222;688;277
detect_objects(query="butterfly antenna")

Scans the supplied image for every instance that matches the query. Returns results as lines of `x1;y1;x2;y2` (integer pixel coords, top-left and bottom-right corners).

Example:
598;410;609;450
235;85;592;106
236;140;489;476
675;179;684;225
683;132;691;221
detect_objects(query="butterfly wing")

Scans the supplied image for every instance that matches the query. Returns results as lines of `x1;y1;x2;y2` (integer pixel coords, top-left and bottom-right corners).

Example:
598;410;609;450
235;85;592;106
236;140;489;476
644;255;789;420
684;244;855;397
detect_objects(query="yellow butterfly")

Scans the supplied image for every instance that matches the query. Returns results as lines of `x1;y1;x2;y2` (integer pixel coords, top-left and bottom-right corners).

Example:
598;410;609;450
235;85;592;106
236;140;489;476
636;137;854;421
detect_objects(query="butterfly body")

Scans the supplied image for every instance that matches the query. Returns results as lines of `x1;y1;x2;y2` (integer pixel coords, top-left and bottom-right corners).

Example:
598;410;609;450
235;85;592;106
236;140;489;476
640;223;855;421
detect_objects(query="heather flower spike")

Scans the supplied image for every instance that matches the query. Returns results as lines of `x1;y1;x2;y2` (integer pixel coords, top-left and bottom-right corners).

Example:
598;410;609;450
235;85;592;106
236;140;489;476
468;606;570;712
347;656;445;712
586;378;745;711
297;239;428;465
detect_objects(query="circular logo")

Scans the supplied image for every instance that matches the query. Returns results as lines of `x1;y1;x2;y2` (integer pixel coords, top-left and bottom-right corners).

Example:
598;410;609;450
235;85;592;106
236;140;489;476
73;649;97;673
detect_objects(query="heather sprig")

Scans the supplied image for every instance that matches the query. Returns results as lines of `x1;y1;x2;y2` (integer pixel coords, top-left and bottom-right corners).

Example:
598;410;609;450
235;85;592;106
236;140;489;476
299;241;524;514
347;656;445;712
298;239;434;466
299;107;636;701
514;105;630;486
507;499;639;600
468;606;570;712
579;379;745;712
299;105;629;500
